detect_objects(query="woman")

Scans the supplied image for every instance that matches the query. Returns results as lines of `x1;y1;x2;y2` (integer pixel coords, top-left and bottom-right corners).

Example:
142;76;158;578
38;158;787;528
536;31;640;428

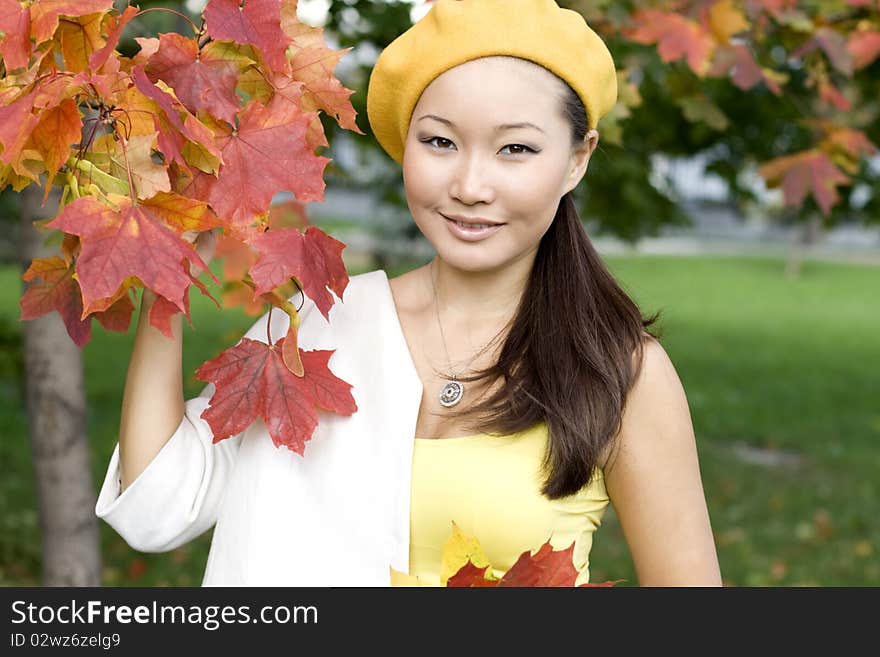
96;0;722;587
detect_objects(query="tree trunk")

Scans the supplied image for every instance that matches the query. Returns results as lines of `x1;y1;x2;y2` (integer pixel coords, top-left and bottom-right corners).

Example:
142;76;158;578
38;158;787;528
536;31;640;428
20;186;100;586
784;212;823;280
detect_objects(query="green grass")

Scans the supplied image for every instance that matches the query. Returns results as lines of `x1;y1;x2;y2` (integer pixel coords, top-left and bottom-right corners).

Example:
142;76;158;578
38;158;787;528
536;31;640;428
1;253;878;586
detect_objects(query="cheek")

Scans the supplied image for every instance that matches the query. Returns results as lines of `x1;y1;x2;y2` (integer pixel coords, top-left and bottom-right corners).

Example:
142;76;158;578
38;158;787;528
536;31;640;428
403;150;441;204
505;165;567;213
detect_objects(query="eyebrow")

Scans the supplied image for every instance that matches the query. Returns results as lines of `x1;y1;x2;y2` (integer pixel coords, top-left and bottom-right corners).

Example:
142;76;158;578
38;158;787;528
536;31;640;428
417;114;545;134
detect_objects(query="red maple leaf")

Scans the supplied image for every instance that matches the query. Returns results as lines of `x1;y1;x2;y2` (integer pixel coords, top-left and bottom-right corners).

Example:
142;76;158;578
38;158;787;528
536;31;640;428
498;541;591;587
130;66;223;172
194;337;357;454
709;44;782;95
247;225;348;321
0;0;32;70
446;561;498;588
204;0;291;72
446;539;624;588
45;192;220;316
192;100;329;233
145;33;243;124
759;150;852;216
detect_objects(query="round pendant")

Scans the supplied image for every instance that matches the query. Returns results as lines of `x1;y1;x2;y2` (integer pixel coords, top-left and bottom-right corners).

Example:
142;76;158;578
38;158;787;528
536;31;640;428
439;380;464;407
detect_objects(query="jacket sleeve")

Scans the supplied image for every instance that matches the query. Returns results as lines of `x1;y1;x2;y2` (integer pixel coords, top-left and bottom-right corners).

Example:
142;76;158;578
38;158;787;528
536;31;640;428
94;290;310;553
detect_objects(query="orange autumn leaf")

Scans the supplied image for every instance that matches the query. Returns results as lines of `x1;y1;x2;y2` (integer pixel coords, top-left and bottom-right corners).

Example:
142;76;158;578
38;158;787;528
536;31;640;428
19;256;134;347
280;0;363;134
28;97;82;185
626;9;716;75
55;12;105;73
0;90;41;181
0;0;33;70
28;0;114;45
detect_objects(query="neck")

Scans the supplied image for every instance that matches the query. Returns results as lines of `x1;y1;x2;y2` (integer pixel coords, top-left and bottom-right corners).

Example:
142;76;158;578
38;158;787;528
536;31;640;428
428;250;536;328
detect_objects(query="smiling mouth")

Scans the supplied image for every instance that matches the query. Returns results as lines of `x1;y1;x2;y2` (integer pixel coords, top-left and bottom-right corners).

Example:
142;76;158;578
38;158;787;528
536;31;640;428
442;214;505;229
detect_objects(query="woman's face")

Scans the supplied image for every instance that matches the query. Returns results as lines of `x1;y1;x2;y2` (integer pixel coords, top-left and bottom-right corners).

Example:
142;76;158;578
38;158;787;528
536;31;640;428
402;56;597;273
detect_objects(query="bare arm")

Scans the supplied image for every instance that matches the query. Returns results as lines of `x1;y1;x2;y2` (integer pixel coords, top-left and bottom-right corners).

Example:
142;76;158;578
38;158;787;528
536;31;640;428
602;339;722;586
118;231;216;493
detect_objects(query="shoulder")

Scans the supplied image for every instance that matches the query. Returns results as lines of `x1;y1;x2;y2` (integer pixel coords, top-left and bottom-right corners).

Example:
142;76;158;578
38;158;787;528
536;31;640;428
632;334;682;396
598;334;689;471
596;335;721;585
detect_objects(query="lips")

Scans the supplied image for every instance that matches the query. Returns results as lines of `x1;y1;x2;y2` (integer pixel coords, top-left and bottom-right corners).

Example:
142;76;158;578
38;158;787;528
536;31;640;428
443;213;505;241
441;214;505;227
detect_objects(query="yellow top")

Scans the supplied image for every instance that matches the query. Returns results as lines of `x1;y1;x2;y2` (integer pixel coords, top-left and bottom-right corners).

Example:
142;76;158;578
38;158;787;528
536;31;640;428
403;421;610;586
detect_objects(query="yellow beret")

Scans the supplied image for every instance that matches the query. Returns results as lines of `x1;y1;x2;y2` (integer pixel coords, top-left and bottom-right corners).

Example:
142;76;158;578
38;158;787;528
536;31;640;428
366;0;618;165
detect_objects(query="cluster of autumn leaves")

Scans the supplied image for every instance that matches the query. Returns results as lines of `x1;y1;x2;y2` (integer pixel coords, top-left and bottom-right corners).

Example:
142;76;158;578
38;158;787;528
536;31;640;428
608;0;879;216
391;522;622;587
2;0;361;454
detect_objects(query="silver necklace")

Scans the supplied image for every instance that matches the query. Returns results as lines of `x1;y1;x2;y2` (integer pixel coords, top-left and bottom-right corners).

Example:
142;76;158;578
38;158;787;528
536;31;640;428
429;260;496;408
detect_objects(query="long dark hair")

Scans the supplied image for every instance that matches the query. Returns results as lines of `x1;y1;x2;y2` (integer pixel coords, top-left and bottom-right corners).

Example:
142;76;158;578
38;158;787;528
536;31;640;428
430;61;662;499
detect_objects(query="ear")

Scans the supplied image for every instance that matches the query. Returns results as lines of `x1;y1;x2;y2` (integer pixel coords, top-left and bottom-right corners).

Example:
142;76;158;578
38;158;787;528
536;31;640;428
563;129;599;195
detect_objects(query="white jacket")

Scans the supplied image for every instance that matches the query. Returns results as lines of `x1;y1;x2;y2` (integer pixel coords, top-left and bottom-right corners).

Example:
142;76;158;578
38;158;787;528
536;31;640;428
95;269;424;585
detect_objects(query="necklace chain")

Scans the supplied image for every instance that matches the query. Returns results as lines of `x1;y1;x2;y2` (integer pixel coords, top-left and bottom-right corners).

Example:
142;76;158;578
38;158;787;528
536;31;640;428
429;260;499;408
430;259;455;379
429;260;497;376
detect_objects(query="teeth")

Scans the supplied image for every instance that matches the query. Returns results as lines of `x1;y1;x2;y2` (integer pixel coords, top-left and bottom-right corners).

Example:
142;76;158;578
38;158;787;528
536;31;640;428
454;220;492;229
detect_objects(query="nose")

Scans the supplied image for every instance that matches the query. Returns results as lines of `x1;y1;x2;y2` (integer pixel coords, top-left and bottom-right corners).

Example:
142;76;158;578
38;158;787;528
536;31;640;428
449;150;495;205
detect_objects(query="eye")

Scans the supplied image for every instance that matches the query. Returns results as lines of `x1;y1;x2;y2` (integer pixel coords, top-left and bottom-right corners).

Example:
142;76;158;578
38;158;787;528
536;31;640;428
500;143;537;155
420;136;455;149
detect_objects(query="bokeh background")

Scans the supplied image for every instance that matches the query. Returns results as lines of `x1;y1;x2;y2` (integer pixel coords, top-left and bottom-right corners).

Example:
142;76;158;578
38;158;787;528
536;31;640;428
2;0;878;586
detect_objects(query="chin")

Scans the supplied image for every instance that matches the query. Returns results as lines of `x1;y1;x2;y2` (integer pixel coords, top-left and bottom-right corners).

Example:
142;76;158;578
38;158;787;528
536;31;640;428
437;248;507;273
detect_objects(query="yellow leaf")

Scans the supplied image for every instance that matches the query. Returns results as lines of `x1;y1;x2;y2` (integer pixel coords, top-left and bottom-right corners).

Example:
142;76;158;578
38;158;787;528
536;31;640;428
439;521;493;586
708;0;750;44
